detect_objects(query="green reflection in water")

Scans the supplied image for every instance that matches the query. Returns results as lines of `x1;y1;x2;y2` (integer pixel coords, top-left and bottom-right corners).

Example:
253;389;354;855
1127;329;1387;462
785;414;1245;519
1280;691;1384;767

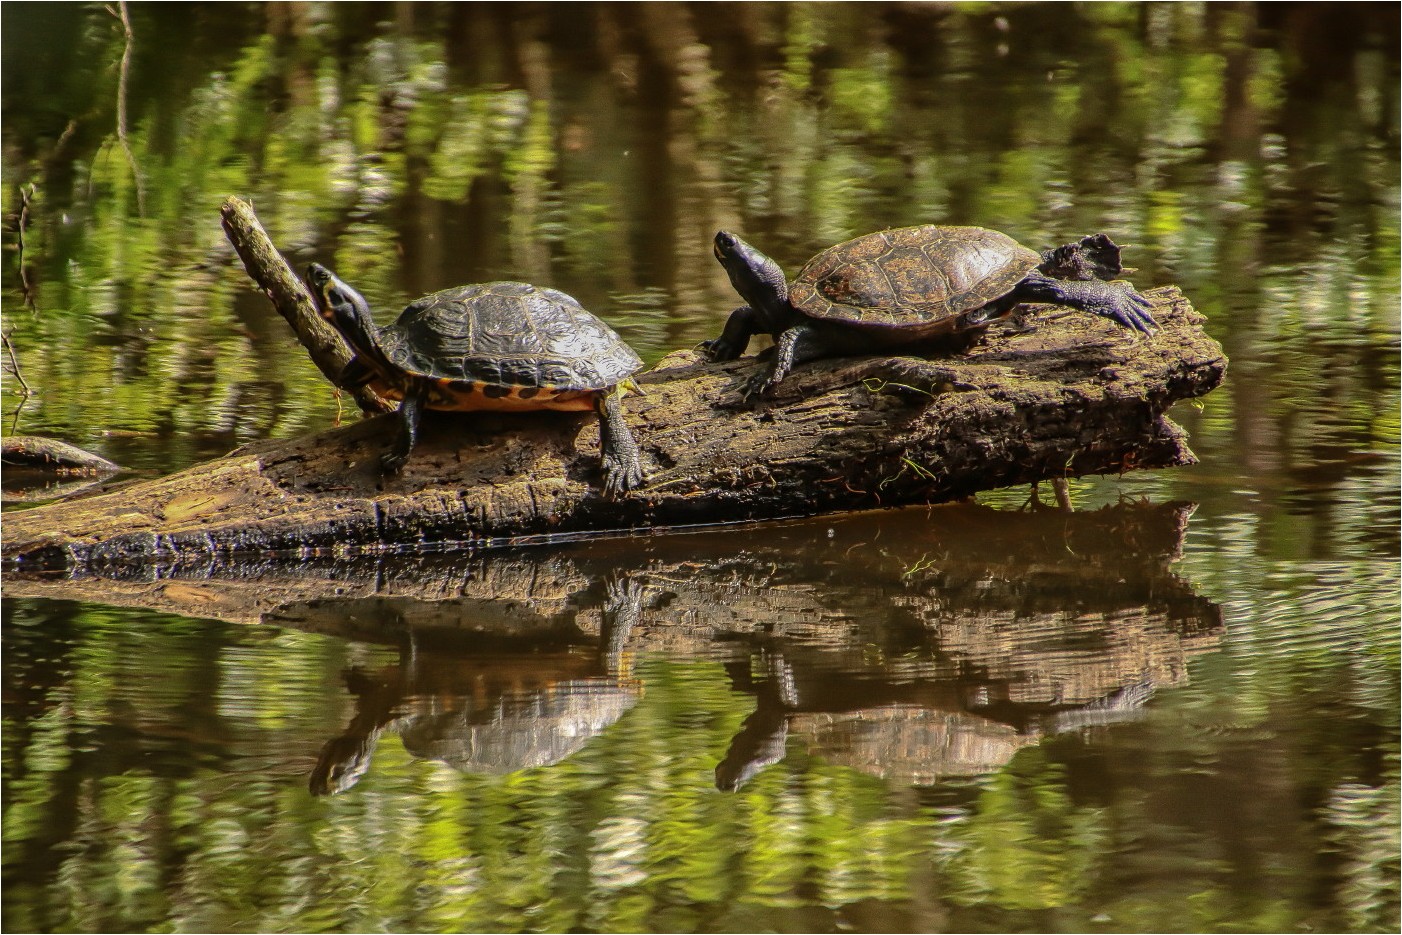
3;3;1396;482
2;578;1395;933
2;499;1396;931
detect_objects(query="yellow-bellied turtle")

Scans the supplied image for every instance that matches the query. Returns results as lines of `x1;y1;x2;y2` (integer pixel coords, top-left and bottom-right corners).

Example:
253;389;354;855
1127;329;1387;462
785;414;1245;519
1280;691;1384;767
306;264;646;495
703;225;1157;397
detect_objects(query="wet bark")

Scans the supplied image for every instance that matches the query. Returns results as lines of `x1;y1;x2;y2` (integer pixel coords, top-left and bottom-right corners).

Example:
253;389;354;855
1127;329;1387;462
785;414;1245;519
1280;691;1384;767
2;204;1226;570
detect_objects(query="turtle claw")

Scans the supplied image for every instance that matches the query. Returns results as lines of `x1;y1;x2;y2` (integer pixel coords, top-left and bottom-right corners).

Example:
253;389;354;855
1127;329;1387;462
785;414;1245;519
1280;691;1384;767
699;337;742;362
1126;289;1159;335
738;369;782;403
602;458;646;498
1098;284;1158;336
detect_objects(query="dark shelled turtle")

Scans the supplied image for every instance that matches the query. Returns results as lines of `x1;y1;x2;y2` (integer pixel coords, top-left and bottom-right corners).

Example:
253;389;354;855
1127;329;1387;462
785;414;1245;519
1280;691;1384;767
703;225;1158;397
306;264;646;495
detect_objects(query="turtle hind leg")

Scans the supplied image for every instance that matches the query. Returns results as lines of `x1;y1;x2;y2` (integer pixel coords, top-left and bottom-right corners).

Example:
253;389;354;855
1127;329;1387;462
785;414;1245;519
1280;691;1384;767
596;386;646;497
381;387;425;474
1013;272;1158;336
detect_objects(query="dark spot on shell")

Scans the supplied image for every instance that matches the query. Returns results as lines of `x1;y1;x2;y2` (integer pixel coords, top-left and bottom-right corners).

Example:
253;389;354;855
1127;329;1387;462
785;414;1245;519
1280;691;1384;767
483;385;511;399
518;386;540;399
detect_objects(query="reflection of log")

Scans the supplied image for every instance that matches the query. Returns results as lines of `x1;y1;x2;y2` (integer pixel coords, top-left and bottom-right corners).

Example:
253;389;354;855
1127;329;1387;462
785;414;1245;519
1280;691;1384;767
1;200;1225;567
9;502;1222;788
4;501;1210;635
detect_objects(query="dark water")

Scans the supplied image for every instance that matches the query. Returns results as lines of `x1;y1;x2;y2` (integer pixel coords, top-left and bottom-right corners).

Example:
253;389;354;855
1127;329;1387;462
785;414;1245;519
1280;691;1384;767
2;3;1398;932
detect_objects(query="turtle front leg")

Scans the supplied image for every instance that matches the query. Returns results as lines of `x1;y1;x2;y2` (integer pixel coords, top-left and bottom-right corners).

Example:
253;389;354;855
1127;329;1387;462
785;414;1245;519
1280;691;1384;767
382;387;425;474
596;386;646;497
700;305;761;361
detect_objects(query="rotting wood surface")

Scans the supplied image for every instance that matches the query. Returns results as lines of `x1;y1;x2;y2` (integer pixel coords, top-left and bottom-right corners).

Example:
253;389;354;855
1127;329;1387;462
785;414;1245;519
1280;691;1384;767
2;203;1226;570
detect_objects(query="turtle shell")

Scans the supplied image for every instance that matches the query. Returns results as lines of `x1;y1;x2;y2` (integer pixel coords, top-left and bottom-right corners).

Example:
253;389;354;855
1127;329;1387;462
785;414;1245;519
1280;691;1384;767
788;226;1042;327
378;281;641;393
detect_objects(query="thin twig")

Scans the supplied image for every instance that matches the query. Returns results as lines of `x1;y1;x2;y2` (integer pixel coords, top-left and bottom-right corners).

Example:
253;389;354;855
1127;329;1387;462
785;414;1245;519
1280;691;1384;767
15;186;29;256
113;1;146;214
3;331;34;397
54;118;79;156
15;184;37;308
8;396;28;436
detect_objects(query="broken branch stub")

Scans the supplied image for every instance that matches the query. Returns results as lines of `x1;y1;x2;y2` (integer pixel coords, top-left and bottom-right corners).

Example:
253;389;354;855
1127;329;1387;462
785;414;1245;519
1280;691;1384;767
219;196;392;415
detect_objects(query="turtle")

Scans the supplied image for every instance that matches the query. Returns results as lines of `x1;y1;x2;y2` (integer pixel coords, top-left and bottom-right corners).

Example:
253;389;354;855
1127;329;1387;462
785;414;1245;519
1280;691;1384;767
305;264;646;496
702;225;1158;397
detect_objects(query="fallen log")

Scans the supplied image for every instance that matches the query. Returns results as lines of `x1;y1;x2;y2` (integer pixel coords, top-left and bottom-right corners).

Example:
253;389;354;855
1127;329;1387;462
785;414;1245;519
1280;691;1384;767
2;435;121;504
1;206;1226;569
1;435;120;475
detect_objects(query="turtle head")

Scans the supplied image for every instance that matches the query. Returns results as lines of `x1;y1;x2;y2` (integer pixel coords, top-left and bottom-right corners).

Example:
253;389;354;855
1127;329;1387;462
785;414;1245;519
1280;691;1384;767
308;732;377;796
306;263;369;332
713;231;790;321
305;263;389;367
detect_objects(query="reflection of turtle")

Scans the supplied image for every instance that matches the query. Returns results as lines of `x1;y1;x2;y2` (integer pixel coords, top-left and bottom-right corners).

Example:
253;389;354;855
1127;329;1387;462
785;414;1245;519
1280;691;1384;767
714;650;1164;792
310;672;640;795
399;680;639;775
309;579;645;796
703;226;1157;397
305;264;646;495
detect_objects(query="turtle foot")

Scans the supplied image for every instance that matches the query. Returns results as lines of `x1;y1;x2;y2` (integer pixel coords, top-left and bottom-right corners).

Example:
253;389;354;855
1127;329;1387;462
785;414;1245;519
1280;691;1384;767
738;369;785;403
698;337;743;362
1101;283;1158;336
602;457;647;498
